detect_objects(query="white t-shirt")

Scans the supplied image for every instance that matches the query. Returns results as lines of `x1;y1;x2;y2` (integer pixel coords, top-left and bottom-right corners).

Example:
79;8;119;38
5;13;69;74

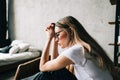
61;44;113;80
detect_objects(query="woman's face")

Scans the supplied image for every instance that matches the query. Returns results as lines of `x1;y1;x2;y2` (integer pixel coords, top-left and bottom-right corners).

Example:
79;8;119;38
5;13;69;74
55;27;69;48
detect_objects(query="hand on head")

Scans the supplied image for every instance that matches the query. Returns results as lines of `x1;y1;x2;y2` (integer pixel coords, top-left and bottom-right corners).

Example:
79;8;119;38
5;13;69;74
46;23;55;31
45;23;55;39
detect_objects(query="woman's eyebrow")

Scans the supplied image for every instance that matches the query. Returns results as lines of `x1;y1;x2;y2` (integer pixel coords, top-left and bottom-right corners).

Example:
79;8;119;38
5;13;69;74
55;30;64;34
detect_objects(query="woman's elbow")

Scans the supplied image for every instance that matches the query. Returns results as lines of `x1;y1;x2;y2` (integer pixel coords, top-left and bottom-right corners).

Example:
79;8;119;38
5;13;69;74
39;65;43;71
39;65;46;72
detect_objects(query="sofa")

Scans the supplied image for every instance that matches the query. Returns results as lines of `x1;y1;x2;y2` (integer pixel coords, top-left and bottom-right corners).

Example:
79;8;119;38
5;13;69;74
0;40;42;73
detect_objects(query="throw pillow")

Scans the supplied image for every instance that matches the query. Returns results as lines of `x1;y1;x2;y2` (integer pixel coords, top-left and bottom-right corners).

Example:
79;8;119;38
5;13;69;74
9;46;20;55
18;43;30;53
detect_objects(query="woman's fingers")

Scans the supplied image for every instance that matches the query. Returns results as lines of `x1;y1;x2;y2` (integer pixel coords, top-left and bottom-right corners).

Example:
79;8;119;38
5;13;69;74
51;23;55;27
46;23;55;31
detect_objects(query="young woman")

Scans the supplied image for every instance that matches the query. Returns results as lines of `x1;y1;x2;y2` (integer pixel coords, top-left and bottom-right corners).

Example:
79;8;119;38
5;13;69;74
40;16;113;80
22;16;113;80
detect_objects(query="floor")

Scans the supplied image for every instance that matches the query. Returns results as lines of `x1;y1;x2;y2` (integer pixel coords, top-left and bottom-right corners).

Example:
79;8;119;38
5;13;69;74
0;69;16;80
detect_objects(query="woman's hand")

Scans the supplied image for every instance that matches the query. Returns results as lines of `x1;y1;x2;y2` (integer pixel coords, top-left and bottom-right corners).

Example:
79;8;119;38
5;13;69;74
46;23;55;39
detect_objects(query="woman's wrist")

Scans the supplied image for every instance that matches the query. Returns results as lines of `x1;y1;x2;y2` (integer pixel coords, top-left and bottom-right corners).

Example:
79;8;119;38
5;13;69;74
47;36;53;42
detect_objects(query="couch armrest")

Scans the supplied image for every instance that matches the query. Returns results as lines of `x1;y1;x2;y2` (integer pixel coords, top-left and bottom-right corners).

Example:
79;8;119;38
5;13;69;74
14;57;40;80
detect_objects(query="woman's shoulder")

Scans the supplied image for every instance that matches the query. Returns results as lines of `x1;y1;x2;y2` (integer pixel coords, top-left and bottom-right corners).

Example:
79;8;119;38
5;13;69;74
60;44;82;52
61;44;83;55
69;44;83;52
61;44;86;64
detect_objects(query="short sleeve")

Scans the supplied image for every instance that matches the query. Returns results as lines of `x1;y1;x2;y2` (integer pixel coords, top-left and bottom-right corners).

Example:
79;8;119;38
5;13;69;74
61;45;86;65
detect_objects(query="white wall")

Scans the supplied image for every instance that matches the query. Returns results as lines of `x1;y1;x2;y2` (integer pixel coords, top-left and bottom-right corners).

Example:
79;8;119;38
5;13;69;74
10;0;116;61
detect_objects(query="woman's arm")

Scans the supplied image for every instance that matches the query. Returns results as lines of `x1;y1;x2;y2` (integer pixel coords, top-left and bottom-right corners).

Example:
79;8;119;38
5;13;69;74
51;37;59;60
40;54;74;72
40;37;52;70
40;38;73;72
39;23;55;71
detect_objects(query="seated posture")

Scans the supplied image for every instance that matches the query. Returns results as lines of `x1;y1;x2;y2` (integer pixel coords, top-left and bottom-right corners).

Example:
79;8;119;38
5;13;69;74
23;16;113;80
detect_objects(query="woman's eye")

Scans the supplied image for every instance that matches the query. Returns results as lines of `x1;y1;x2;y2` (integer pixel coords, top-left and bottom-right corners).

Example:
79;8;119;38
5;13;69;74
55;30;63;38
55;33;60;37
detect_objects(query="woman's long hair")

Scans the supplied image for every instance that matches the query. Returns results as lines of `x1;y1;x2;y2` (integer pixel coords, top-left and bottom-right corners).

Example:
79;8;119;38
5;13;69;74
56;16;113;70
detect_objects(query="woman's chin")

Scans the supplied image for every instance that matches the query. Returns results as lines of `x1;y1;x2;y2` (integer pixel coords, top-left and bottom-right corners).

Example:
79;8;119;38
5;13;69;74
59;45;66;49
59;44;63;48
58;43;67;48
61;46;64;48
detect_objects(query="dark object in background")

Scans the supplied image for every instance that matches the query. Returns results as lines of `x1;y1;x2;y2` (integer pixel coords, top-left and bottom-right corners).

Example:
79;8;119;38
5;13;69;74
0;0;7;48
110;0;116;5
0;0;11;48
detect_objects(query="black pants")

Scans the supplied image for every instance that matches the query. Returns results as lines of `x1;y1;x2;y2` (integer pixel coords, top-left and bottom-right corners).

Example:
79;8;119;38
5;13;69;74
21;68;77;80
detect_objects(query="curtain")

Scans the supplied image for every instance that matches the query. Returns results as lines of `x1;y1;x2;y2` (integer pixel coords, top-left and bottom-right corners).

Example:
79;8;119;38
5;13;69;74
0;0;10;48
